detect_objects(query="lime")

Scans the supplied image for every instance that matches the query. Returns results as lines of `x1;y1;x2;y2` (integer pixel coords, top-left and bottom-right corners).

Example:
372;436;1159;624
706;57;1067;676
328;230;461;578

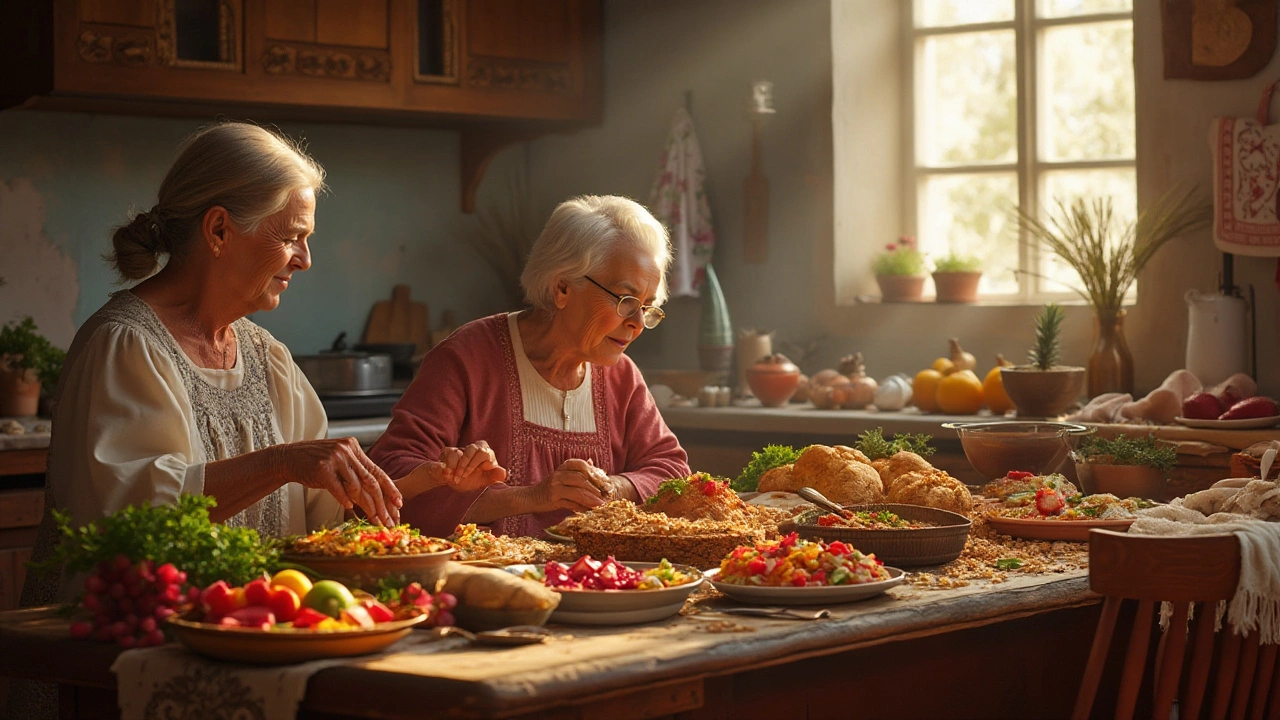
271;569;314;599
301;580;356;619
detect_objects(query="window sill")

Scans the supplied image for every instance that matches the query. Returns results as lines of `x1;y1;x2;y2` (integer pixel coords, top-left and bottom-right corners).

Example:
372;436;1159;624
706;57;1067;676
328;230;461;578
850;295;1099;309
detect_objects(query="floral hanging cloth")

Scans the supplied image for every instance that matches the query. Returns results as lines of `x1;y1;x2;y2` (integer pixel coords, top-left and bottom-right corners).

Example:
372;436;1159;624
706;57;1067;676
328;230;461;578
649;107;717;297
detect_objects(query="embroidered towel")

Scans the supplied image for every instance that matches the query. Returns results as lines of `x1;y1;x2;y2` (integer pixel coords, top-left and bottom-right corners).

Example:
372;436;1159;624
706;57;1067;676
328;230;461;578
648;107;717;297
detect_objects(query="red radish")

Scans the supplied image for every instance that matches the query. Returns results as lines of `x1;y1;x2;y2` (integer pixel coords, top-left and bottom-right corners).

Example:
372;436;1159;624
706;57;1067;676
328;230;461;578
1219;396;1278;420
1181;392;1222;420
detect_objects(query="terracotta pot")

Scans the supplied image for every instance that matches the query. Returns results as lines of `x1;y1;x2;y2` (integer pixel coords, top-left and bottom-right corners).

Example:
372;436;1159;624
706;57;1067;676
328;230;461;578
745;354;802;407
1074;461;1169;502
875;275;925;303
932;271;982;303
999;366;1085;418
0;367;41;417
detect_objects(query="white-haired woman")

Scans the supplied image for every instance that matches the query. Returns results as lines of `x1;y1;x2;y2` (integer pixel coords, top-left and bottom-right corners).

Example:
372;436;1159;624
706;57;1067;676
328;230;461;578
370;195;690;538
21;122;500;608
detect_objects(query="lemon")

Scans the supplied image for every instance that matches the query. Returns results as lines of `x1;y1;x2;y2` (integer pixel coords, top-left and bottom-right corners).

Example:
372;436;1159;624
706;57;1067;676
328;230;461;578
301;580;356;619
271;569;314;599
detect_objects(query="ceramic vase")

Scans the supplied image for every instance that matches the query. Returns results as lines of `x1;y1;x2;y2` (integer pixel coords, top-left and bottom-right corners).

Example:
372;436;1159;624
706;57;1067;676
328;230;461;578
1086;310;1134;397
745;354;802;407
698;264;734;383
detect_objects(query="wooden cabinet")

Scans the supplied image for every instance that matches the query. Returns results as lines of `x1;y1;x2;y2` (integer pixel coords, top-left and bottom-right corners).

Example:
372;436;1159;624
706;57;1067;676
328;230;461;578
1;0;602;209
0;449;47;612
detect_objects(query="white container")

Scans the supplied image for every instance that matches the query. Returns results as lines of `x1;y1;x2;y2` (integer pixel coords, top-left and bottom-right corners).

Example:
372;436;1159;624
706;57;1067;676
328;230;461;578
1185;290;1248;387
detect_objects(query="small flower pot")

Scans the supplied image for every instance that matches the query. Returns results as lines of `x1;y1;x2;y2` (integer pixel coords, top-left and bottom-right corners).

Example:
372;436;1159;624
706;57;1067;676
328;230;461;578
0;368;41;417
999;366;1085;418
1074;460;1169;502
876;275;925;303
932;271;982;303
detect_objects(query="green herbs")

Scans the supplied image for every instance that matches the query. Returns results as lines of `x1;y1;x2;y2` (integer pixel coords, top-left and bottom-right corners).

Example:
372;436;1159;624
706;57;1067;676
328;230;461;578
1028;303;1064;370
933;252;983;273
647;476;691;504
1077;434;1177;473
995;558;1023;570
732;444;802;492
853;428;936;461
0;317;66;389
43;494;279;588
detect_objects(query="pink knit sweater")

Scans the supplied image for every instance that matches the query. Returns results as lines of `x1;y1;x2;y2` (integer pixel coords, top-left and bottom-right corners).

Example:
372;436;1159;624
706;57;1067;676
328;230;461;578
369;314;690;538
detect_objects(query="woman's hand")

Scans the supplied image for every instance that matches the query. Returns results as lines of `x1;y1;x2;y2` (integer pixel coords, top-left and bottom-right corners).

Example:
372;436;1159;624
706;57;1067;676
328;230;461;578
276;438;403;526
441;441;508;492
529;458;612;513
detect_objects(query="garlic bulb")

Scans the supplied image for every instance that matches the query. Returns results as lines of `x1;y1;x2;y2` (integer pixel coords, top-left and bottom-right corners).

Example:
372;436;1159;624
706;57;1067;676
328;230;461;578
873;374;912;411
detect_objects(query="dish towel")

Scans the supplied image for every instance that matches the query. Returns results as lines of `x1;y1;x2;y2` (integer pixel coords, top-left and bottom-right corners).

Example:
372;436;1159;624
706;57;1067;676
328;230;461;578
648;107;717;297
1132;483;1280;645
111;633;467;719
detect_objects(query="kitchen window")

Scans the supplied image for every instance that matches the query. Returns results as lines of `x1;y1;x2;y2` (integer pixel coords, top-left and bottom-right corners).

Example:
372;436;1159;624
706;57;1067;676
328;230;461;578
907;0;1135;301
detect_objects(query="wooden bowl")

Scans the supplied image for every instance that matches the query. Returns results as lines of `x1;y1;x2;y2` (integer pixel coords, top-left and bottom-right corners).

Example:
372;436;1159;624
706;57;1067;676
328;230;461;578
281;549;455;594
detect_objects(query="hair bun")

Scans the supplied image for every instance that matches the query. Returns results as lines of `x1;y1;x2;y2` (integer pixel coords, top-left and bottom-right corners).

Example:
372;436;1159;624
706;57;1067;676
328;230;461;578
107;210;167;281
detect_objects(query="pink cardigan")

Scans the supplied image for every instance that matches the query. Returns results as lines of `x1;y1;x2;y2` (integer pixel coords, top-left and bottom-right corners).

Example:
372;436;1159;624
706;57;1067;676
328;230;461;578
369;314;690;538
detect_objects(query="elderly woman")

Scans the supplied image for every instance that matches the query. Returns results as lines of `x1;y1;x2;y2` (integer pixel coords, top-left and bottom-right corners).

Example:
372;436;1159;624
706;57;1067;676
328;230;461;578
370;195;691;538
22;122;497;608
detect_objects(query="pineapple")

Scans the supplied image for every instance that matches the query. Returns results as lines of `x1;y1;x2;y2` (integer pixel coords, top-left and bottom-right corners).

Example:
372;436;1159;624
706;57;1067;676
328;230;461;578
1028;303;1064;371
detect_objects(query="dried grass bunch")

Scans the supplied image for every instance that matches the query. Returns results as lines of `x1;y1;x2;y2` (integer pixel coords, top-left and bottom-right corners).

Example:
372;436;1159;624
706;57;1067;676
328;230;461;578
1012;187;1212;317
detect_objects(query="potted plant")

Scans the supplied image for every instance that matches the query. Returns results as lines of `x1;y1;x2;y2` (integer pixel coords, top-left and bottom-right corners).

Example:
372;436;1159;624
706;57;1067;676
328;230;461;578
1012;188;1211;396
1000;303;1085;418
931;252;983;303
872;236;926;302
1073;434;1175;501
0;317;66;417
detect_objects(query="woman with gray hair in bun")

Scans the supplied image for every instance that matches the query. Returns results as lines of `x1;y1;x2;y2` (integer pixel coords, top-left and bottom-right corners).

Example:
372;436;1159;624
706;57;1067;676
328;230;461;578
370;195;690;539
21;122;500;608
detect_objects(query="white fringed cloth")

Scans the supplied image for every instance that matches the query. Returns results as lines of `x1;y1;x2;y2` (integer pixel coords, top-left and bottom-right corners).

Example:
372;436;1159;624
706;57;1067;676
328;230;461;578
648;107;717;298
1131;480;1280;645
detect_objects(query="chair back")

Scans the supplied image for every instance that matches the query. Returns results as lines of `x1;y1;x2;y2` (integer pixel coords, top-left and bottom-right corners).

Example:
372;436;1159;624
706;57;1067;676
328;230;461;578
1072;529;1278;720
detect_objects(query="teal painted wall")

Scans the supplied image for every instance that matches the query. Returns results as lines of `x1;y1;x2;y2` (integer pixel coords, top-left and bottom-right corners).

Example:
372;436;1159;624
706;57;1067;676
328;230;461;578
0;110;515;354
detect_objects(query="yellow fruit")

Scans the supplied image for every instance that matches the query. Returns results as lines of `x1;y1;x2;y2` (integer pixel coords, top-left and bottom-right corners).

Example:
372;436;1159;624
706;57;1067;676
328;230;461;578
302;580;357;619
983;365;1014;415
912;369;944;412
271;569;314;599
937;370;984;414
931;357;956;375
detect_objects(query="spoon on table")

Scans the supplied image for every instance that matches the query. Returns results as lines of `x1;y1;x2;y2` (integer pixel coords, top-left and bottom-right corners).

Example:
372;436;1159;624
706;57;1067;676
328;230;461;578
797;487;851;518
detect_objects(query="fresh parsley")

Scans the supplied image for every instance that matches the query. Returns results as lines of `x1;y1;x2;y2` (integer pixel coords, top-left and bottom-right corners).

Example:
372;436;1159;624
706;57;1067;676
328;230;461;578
41;494;280;588
854;427;936;461
1077;434;1176;473
731;444;802;492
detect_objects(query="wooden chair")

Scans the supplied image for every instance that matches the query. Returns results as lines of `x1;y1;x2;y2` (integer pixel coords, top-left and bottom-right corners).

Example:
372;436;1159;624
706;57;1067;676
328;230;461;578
1073;529;1278;720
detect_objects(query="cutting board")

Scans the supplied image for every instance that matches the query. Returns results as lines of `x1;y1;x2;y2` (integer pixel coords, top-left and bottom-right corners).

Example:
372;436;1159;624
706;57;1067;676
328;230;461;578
363;285;432;355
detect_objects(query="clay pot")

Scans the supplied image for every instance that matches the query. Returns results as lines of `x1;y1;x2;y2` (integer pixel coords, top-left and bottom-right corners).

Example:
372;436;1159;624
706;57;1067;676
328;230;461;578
745;354;802;408
1075;461;1170;502
0;367;41;417
932;271;982;303
875;275;925;303
999;366;1085;418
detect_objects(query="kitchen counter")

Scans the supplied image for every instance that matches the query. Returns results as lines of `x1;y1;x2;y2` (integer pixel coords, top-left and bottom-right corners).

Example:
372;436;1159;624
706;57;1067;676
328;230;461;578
0;570;1113;719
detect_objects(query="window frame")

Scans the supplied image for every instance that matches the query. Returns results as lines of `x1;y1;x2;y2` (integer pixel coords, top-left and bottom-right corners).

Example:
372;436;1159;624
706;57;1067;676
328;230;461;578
903;0;1135;303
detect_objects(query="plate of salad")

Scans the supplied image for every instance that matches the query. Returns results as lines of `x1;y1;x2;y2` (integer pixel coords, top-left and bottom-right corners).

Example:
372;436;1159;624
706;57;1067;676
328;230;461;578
705;533;904;605
504;556;703;624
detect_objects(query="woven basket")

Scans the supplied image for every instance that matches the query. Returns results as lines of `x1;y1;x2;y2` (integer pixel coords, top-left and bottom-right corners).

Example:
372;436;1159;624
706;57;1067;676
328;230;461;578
779;503;971;567
570;529;756;570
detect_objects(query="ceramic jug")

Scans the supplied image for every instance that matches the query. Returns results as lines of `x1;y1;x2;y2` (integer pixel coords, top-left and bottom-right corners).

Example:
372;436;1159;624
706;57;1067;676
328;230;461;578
1185;289;1248;387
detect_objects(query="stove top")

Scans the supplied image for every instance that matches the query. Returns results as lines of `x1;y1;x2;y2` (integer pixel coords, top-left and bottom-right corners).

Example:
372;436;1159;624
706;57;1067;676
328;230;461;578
319;388;403;419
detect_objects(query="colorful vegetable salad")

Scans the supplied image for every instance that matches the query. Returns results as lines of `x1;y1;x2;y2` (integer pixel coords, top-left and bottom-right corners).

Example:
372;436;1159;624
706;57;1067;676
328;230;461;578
718;532;890;587
282;520;455;556
532;556;694;591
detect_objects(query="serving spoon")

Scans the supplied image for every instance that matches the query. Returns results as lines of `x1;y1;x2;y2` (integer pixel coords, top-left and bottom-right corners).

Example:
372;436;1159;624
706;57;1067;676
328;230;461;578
797;487;851;517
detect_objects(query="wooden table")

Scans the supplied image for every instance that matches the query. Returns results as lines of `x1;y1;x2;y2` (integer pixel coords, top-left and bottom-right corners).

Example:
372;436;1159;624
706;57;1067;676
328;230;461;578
0;571;1121;719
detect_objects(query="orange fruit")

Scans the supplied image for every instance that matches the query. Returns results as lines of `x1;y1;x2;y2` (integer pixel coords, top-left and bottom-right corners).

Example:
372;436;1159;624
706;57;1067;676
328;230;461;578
983;365;1014;415
912;369;944;413
931;357;956;375
937;370;984;414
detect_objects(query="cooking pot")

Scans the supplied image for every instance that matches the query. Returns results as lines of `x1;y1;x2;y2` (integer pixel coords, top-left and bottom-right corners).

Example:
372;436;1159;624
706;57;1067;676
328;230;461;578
295;334;393;394
354;342;417;380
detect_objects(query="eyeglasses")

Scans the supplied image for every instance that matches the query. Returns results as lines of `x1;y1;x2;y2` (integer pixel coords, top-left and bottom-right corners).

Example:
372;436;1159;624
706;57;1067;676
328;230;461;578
583;276;666;329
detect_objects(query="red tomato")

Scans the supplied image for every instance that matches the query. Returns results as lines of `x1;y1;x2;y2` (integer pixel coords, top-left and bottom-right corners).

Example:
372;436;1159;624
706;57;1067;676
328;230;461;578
266;586;301;622
243;578;274;607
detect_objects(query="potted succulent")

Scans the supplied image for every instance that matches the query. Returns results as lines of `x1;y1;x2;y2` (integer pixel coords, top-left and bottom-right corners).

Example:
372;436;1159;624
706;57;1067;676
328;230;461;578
931;252;983;303
1000;304;1085;418
1073;434;1175;501
0;317;66;417
872;236;926;302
